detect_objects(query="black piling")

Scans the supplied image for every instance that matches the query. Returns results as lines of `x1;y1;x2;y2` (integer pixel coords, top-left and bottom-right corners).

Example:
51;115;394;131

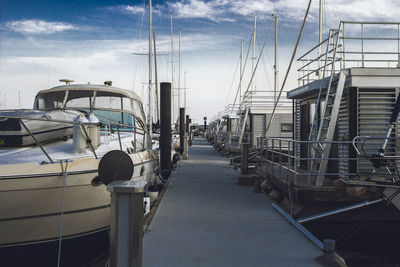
185;115;190;133
160;82;171;179
179;108;185;154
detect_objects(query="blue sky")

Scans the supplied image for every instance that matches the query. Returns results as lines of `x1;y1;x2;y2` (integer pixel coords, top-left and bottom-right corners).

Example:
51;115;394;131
0;0;399;122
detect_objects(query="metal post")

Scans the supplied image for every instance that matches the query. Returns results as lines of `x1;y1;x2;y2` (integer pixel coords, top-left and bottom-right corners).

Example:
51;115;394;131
241;136;249;175
273;14;278;103
361;23;364;68
160;82;172;179
179;107;185;154
107;180;147;267
397;24;400;68
318;0;322;79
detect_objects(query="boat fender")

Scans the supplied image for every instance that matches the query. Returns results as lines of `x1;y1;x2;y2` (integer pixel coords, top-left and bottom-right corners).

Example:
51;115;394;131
172;153;180;165
87;113;100;149
333;179;346;191
98;150;134;185
73;114;89;153
261;179;274;193
269;189;283;203
345;185;367;198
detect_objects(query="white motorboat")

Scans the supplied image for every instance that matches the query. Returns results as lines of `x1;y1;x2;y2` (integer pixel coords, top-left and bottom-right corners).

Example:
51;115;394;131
0;82;159;265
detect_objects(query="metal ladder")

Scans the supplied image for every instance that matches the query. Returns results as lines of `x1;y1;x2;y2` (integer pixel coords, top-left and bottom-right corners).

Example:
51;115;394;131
308;26;346;187
237;107;249;145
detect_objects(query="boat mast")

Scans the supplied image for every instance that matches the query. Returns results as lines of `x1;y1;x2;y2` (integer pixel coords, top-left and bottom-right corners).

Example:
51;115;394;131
147;0;153;147
240;39;244;104
178;28;181;110
252;16;257;91
318;0;323;79
184;71;187;109
170;13;175;124
273;14;278;103
153;29;160;123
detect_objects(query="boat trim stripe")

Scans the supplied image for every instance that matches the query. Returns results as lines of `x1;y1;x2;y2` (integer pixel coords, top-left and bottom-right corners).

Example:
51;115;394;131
0;204;110;222
0;159;157;180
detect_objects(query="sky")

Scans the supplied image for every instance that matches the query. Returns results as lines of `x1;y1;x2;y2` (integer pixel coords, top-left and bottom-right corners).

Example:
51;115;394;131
0;0;399;123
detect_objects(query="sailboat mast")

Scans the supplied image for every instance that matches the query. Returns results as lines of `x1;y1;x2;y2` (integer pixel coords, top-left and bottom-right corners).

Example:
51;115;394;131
273;14;278;103
153;30;160;123
170;13;175;123
148;0;153;145
318;0;323;79
252;16;257;92
240;39;243;104
184;71;187;109
178;28;181;110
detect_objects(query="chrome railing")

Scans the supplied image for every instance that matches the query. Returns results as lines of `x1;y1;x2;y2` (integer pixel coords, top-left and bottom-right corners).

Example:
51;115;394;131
256;137;360;187
297;21;400;86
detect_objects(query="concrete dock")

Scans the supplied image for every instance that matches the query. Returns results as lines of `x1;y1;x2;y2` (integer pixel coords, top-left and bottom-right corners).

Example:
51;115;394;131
143;138;322;266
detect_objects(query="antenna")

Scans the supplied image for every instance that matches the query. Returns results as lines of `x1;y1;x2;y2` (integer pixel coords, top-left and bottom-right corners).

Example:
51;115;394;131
59;79;74;85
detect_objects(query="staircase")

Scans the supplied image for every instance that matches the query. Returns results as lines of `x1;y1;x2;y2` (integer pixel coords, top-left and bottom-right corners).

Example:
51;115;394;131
308;26;347;187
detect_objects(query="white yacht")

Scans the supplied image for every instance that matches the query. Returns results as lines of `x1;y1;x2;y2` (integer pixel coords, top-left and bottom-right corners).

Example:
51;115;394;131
0;82;159;265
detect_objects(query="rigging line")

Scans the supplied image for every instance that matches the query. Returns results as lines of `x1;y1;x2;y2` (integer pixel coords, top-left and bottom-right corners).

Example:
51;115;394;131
241;21;274;101
132;0;146;90
260;50;273;91
265;0;313;134
224;54;241;108
232;31;254;108
57;160;68;267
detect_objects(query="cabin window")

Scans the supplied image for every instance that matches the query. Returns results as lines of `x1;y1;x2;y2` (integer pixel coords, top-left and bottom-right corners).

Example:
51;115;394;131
95;96;123;110
91;110;135;132
65;96;91;109
281;123;293;132
35;91;65;110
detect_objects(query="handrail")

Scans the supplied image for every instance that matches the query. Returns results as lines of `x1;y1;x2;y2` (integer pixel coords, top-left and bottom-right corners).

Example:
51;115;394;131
297;21;400;86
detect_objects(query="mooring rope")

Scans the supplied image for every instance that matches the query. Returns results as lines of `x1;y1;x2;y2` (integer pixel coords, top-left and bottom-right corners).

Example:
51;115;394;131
57;160;68;267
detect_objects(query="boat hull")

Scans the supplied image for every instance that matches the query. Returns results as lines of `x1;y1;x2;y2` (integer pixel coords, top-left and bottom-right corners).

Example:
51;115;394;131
0;150;158;265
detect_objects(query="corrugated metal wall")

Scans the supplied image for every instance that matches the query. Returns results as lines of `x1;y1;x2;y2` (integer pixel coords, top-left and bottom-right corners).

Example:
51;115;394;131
251;114;266;147
357;88;397;175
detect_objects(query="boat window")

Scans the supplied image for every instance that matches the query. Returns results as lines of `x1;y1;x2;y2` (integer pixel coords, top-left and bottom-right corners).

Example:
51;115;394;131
35;91;65;110
95;96;122;110
123;98;132;110
281;123;293;132
65;97;91;109
91;110;135;132
132;100;145;122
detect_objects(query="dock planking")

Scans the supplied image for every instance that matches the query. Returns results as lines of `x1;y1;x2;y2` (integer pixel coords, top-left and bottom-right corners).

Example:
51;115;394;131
143;138;322;267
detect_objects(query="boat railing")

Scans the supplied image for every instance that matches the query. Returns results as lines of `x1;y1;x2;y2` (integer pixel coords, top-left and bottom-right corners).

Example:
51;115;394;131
224;104;241;114
0;113;145;163
240;90;292;110
256;137;361;187
297;21;400;86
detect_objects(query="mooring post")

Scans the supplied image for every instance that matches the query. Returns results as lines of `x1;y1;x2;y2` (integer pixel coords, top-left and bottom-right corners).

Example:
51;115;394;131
183;114;189;159
107;180;147;267
160;82;172;179
179;108;185;155
321;239;336;264
241;135;249;175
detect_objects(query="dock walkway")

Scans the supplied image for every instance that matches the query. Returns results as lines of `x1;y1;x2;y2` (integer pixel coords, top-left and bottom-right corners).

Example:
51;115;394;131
143;138;322;266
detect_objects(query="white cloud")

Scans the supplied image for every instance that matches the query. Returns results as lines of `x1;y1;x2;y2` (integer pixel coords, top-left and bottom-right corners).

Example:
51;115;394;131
124;5;145;14
167;0;226;21
6;19;77;34
230;0;274;17
163;0;399;25
109;5;145;15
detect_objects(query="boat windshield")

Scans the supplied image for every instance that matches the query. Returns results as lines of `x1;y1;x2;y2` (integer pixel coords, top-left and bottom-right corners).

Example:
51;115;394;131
35;89;145;123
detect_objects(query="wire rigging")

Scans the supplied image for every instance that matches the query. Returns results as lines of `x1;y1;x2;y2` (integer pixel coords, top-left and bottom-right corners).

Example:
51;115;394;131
265;0;313;134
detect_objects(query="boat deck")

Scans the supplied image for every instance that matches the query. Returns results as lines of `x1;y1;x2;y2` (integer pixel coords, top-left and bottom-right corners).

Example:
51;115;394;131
143;137;322;266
